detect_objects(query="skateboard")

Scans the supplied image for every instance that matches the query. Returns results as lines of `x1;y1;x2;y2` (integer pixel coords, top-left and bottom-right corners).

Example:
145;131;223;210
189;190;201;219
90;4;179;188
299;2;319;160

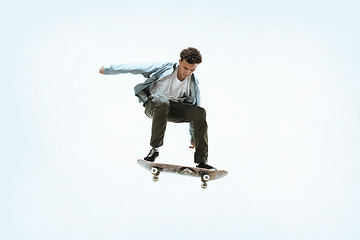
137;159;228;189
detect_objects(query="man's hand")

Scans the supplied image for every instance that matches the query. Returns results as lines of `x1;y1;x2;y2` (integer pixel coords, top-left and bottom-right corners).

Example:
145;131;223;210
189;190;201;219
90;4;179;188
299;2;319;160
99;66;104;74
189;142;195;149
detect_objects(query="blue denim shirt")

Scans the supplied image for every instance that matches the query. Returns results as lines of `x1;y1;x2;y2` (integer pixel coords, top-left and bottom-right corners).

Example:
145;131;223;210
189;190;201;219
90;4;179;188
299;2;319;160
103;62;202;142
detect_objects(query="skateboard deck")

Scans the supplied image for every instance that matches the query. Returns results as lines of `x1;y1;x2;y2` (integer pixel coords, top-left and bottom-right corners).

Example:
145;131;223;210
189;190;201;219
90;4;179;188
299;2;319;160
137;159;228;189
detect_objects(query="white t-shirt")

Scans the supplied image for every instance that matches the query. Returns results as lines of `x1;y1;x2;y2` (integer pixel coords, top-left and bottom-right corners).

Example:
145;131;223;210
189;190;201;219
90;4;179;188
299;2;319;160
151;68;191;101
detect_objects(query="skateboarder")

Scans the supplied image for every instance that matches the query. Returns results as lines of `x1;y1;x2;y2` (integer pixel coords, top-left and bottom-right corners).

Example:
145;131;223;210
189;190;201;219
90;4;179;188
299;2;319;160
99;47;216;170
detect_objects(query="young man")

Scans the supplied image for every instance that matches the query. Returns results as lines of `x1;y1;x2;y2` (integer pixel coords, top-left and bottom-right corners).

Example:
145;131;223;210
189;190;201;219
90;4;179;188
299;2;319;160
99;47;216;170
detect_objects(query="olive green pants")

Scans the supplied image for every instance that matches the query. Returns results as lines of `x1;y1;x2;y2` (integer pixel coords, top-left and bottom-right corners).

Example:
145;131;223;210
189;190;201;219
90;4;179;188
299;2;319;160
144;96;208;164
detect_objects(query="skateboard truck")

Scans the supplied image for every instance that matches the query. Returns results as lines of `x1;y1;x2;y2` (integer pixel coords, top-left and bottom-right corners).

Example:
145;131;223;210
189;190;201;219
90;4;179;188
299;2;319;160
151;167;162;182
200;173;211;189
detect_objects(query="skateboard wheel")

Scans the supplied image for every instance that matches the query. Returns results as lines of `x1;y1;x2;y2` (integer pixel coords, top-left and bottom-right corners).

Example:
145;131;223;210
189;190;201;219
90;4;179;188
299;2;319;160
151;167;158;175
203;175;210;181
201;182;207;189
153;175;159;182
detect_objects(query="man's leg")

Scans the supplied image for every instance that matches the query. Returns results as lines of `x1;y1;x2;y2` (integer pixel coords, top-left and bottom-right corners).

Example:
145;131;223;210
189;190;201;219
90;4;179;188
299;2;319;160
144;96;170;148
167;102;208;164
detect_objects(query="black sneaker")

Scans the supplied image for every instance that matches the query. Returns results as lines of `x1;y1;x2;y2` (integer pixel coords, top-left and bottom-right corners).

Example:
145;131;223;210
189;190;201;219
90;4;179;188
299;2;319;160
196;163;217;170
144;148;159;162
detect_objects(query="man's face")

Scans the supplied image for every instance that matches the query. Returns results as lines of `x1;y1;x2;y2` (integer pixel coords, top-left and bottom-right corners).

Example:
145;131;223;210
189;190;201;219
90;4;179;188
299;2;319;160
177;59;199;81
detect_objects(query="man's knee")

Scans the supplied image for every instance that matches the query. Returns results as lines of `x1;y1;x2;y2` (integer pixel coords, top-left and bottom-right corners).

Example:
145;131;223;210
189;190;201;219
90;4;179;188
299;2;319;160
145;96;170;118
194;106;206;119
153;96;170;110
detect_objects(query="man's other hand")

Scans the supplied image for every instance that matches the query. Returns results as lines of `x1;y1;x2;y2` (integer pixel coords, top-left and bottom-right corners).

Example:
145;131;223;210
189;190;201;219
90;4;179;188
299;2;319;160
99;66;104;74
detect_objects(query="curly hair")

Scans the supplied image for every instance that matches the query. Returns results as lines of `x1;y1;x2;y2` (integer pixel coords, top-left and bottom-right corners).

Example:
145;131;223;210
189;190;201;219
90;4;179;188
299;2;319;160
180;47;202;64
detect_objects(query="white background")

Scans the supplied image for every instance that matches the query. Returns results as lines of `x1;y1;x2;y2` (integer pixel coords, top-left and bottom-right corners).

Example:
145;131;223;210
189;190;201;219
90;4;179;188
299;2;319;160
1;0;359;239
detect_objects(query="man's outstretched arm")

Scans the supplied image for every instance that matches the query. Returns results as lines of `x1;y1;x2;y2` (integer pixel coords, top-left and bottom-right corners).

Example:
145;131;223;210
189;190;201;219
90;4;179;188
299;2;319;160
98;62;169;77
